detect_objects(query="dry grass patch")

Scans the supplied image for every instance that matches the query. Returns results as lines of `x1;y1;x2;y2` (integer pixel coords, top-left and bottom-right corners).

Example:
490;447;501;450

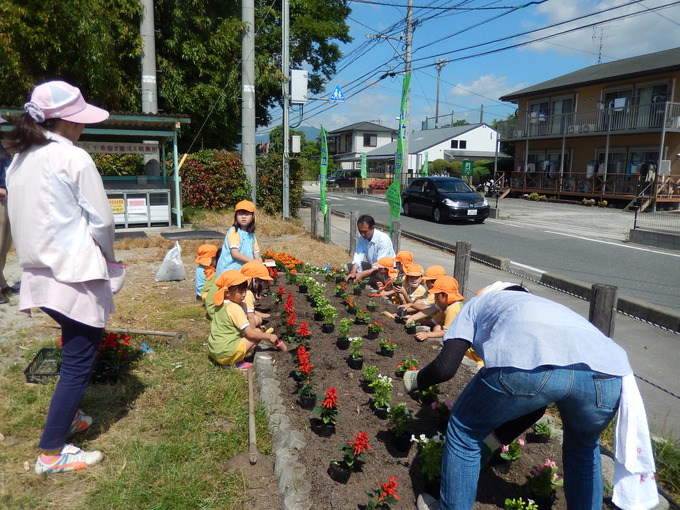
187;209;304;238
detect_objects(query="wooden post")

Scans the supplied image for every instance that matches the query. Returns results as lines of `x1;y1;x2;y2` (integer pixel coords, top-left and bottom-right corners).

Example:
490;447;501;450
310;199;319;238
453;241;471;298
390;220;401;253
588;284;618;336
349;210;359;256
324;199;331;244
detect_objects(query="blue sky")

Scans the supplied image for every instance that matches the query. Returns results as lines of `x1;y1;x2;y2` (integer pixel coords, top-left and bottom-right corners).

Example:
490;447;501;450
260;0;680;139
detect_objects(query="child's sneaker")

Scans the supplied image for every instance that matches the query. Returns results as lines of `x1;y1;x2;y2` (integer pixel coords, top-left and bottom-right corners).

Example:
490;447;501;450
69;409;92;435
34;444;103;474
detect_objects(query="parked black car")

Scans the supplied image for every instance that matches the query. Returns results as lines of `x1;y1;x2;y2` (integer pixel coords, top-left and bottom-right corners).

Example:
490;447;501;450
327;169;361;187
401;176;490;223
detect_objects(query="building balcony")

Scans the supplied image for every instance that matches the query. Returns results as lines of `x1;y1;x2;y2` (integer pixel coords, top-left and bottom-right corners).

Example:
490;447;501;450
496;102;680;140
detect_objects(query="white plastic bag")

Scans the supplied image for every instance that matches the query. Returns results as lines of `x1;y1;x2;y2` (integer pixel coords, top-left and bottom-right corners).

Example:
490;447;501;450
155;241;185;281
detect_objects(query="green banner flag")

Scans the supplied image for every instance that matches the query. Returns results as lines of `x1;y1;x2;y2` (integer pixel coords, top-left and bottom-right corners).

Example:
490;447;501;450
360;153;367;179
394;73;411;176
319;125;328;215
386;178;401;220
420;152;429;176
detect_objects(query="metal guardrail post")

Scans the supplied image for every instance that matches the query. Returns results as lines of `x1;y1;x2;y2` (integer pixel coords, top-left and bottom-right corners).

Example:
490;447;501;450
453;241;471;298
589;284;618;336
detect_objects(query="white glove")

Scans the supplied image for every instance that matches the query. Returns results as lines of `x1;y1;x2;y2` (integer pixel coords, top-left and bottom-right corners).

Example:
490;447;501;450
403;369;420;392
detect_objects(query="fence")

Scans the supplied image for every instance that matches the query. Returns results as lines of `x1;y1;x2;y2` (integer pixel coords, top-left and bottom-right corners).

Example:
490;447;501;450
634;209;680;233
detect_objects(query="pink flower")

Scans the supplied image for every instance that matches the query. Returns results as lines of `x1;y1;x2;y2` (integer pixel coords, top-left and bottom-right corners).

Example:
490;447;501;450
501;445;509;453
518;438;525;446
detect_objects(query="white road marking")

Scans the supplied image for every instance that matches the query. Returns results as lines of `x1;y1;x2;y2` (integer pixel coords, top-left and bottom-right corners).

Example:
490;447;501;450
544;231;680;258
510;261;546;274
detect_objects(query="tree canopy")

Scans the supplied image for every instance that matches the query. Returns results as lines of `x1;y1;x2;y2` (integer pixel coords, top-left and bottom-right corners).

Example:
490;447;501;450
0;0;352;151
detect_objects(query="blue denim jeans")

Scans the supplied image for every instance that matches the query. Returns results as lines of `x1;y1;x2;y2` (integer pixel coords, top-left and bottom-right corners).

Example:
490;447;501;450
439;364;621;510
38;309;102;451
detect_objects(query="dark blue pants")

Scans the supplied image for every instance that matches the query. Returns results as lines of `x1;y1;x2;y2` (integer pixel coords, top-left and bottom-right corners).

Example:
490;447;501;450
38;309;102;451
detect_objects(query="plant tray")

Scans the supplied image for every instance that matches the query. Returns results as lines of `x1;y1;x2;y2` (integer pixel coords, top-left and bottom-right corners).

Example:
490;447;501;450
24;348;61;384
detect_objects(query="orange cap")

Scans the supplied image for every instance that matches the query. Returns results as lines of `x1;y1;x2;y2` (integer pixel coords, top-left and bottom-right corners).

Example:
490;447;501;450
195;244;218;266
234;200;255;213
404;263;423;276
240;260;273;280
213;270;250;306
430;276;464;304
374;256;395;270
395;251;414;265
422;265;446;281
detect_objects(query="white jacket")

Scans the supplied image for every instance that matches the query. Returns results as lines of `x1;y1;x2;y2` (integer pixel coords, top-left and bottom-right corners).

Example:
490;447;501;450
7;132;115;283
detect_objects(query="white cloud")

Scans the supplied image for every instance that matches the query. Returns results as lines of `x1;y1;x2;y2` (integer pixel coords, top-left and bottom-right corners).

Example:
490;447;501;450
447;75;528;102
525;0;680;60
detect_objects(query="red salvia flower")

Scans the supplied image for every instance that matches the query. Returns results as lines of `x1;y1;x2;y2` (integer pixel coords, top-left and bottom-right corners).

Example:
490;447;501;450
296;321;311;337
286;313;297;326
322;387;339;409
378;477;400;502
277;286;286;296
348;432;372;456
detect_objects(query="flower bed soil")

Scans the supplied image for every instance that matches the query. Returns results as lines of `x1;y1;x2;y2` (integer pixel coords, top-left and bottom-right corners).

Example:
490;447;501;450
257;276;597;509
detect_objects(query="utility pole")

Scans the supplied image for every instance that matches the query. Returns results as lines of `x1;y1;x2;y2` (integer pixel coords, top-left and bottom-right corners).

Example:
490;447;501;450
282;0;291;219
242;0;256;202
402;0;413;187
434;58;448;129
140;0;159;177
479;104;484;124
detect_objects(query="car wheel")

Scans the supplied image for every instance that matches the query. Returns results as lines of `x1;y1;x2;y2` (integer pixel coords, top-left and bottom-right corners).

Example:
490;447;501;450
473;218;485;224
403;201;411;216
432;207;443;223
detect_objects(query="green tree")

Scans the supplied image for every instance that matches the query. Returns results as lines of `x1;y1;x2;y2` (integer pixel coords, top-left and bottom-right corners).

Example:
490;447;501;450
0;0;352;151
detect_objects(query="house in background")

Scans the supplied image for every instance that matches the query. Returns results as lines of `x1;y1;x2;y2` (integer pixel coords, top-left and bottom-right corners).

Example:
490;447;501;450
364;123;504;175
327;121;397;172
496;47;680;210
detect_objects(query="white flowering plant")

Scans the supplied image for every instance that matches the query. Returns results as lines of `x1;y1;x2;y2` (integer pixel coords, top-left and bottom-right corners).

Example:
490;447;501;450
411;432;445;481
369;374;393;409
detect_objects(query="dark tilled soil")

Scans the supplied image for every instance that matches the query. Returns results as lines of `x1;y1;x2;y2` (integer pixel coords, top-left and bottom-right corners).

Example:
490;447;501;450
257;277;575;510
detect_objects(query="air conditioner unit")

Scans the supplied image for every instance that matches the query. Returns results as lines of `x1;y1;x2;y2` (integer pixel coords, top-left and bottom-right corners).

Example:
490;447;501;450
582;123;596;133
513;129;525;138
567;125;580;134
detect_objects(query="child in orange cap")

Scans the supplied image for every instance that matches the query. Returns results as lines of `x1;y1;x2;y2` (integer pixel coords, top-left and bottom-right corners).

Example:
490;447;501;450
195;244;218;301
215;200;262;276
208;270;286;370
394;263;426;305
240;260;273;328
372;256;399;300
397;264;445;315
406;275;464;342
393;250;413;279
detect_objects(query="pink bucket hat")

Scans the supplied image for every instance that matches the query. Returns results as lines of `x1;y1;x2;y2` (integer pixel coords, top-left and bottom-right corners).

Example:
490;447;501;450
24;80;109;124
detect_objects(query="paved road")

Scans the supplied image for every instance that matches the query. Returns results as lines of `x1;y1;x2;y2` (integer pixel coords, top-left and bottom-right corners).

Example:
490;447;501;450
305;189;680;312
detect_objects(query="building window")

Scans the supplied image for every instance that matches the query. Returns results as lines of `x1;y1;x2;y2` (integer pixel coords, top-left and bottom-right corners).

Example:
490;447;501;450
459;140;467;149
363;133;377;147
450;140;458;149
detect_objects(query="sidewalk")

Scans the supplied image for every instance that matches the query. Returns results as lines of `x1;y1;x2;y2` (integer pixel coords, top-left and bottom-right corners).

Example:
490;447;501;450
298;204;680;440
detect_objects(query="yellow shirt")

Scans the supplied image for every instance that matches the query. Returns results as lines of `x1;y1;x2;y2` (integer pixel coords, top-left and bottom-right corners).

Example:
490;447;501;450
434;301;463;328
244;289;256;313
208;301;249;359
227;229;260;253
409;284;426;301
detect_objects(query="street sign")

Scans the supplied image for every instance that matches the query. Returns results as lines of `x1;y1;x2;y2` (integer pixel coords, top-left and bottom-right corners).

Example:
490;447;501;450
329;85;345;103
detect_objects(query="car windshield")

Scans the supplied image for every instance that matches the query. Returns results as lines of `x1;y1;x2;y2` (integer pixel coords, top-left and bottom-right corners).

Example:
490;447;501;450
434;180;473;193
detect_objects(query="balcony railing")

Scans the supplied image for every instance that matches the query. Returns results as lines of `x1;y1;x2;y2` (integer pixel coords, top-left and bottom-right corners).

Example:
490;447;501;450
497;102;680;140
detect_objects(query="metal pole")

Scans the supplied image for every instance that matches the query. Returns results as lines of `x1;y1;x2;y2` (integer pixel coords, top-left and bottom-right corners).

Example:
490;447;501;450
390;220;401;252
349;210;359;257
140;0;158;115
311;199;319;238
282;0;290;219
402;0;412;186
242;0;256;203
324;200;331;244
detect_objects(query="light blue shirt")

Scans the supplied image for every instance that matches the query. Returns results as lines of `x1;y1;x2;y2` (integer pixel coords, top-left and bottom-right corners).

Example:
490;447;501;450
351;229;395;268
445;291;632;376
